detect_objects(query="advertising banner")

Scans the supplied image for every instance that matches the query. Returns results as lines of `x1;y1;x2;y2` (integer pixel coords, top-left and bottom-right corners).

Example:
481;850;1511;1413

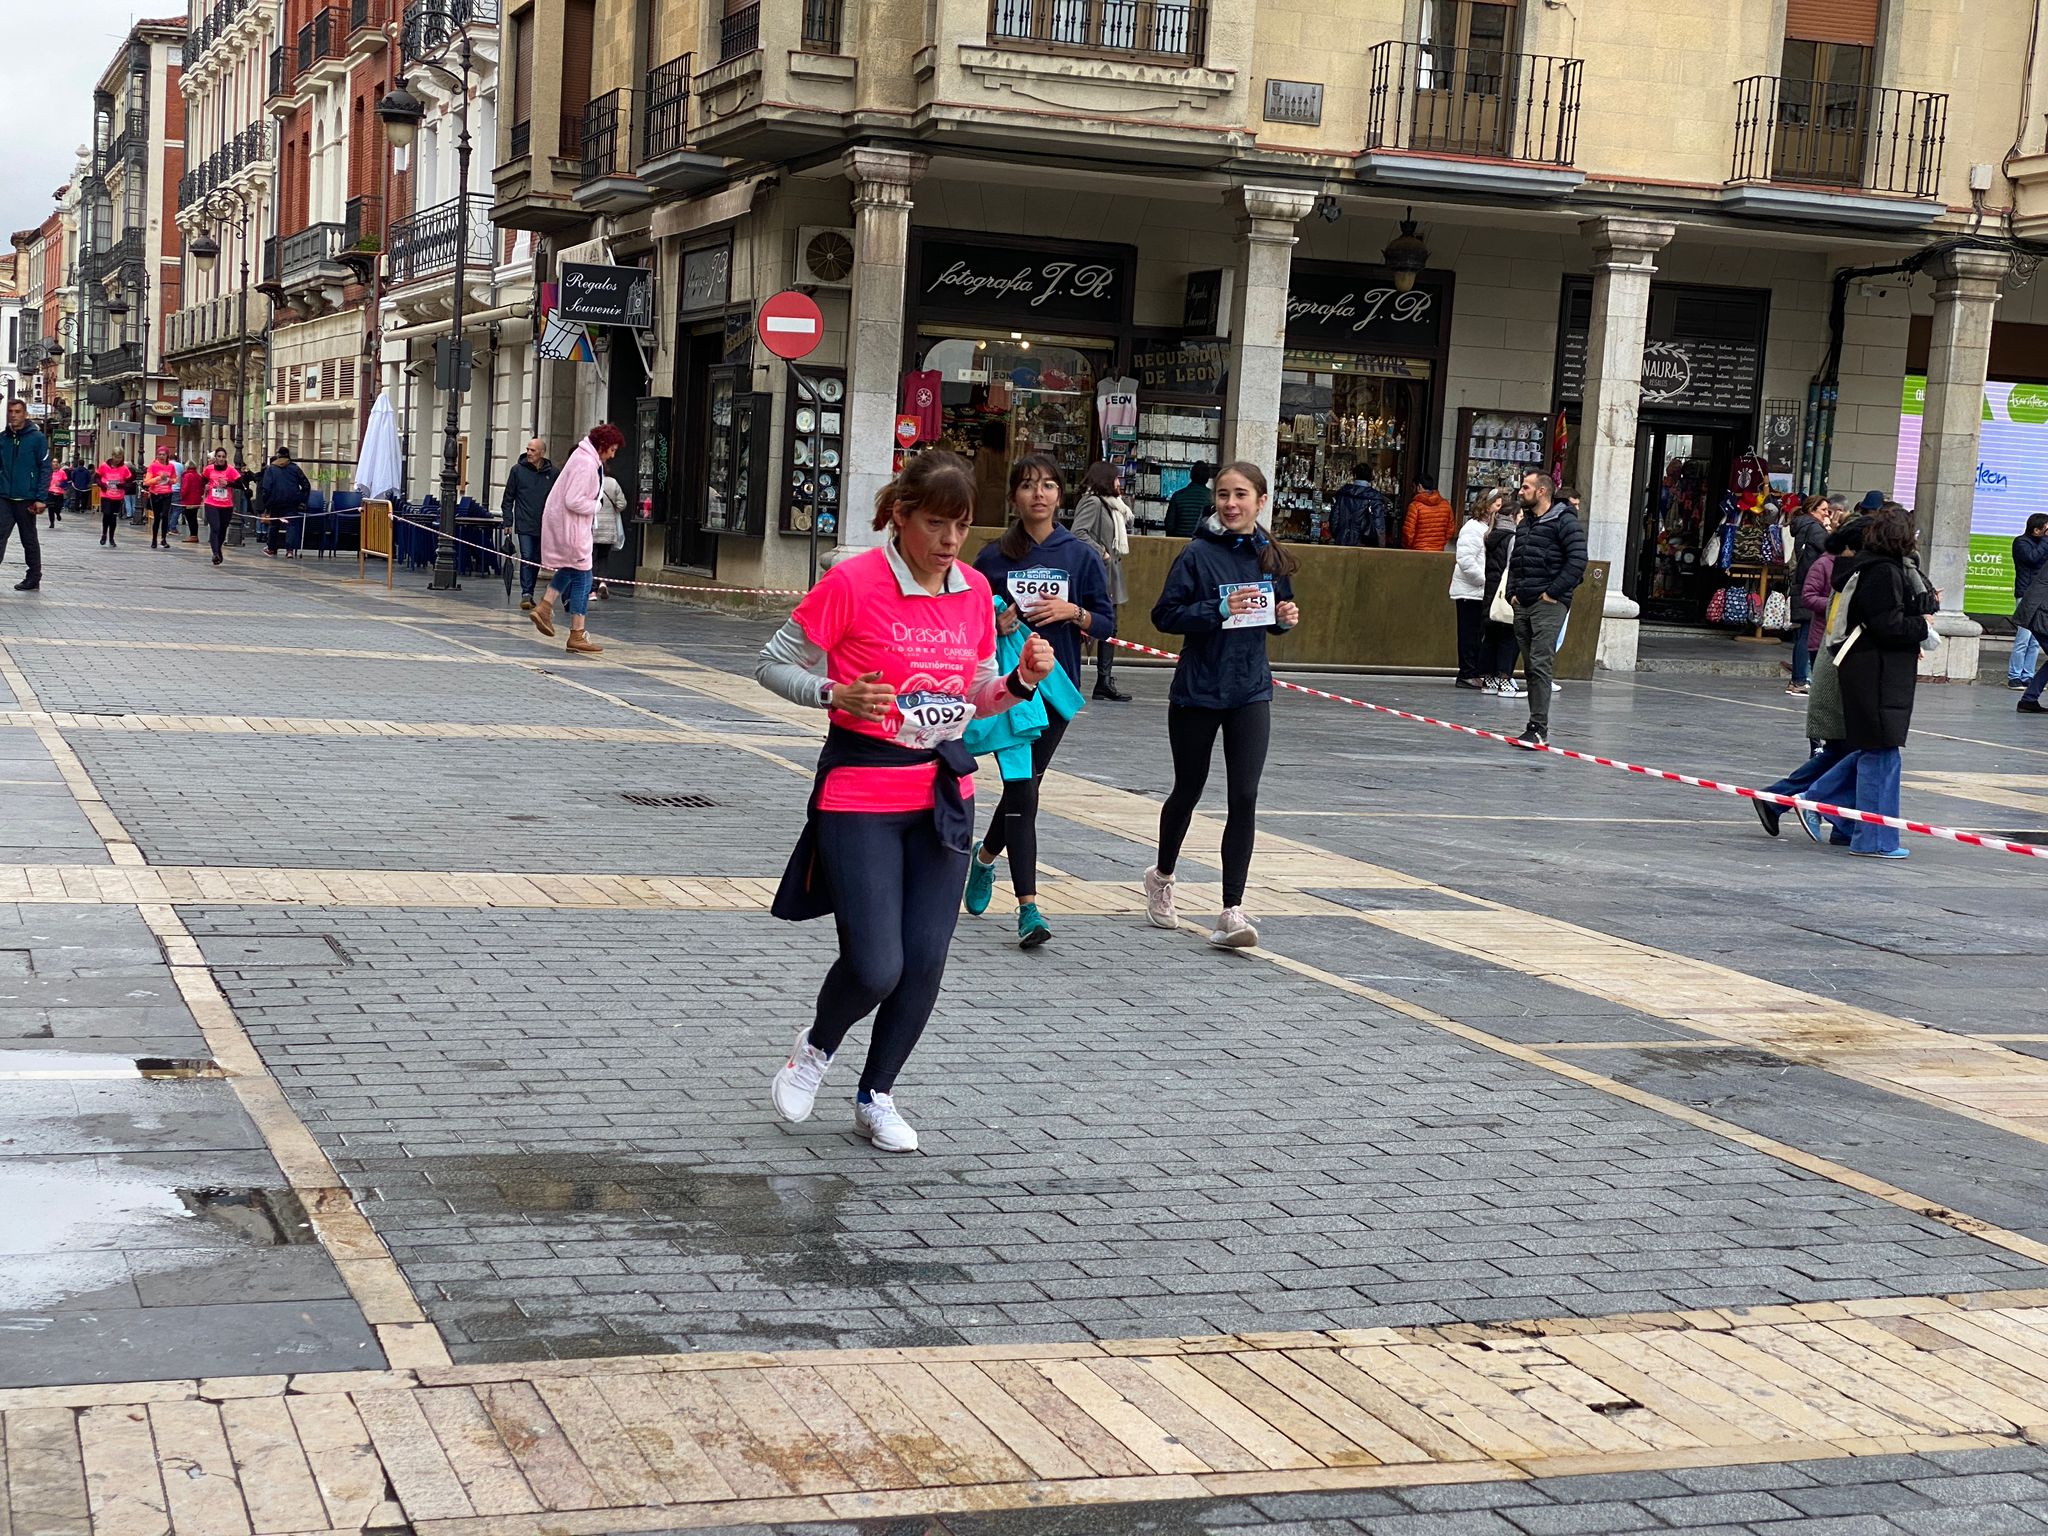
1893;375;2048;616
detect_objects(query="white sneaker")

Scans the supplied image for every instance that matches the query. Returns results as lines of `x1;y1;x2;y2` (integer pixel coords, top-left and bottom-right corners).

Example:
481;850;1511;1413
1208;906;1259;949
855;1093;919;1152
1552;682;1564;694
1144;866;1179;929
771;1026;832;1123
1498;680;1527;699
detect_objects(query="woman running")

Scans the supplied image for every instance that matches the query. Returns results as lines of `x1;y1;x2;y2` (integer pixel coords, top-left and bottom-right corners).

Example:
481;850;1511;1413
200;448;240;566
966;453;1113;947
97;452;134;547
1143;461;1299;949
757;451;1052;1152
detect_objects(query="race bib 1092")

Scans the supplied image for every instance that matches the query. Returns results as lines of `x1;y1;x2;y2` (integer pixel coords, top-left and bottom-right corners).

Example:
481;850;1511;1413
892;690;977;750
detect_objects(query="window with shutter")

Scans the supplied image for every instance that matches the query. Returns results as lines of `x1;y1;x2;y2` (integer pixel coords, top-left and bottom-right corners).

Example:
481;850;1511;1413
561;0;595;148
1785;0;1878;46
321;360;336;400
339;359;355;398
510;8;533;128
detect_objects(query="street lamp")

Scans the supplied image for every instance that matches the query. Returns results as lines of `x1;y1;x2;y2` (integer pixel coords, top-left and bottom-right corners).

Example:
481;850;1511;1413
380;7;475;592
189;185;259;464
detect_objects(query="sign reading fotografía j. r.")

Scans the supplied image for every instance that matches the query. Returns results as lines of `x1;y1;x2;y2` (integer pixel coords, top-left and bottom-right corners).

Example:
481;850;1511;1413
559;262;654;328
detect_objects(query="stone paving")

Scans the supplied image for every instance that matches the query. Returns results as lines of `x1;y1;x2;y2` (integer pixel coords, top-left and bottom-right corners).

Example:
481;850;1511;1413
6;520;2048;1531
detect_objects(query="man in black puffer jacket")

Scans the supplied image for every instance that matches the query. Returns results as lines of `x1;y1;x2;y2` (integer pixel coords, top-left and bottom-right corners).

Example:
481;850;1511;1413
1505;470;1586;748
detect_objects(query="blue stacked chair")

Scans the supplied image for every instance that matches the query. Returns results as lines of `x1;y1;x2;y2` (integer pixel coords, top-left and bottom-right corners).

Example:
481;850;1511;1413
326;491;362;557
293;490;327;556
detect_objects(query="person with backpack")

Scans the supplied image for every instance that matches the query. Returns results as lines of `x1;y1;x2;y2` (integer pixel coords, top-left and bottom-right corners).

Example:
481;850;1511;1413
967;453;1113;947
1330;464;1387;547
1143;461;1299;950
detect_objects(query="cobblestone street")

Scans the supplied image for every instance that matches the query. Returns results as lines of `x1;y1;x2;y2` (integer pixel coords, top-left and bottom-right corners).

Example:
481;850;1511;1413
6;525;2048;1534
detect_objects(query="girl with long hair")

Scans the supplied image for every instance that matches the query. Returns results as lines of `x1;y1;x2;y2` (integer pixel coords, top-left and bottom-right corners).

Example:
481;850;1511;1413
965;453;1115;946
1143;462;1300;949
757;451;1053;1150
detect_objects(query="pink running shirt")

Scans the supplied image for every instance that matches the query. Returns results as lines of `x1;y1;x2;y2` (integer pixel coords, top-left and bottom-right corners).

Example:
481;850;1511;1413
201;465;239;508
792;545;995;813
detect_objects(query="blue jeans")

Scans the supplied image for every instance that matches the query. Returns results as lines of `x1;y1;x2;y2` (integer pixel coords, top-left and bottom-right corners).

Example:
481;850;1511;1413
2015;627;2045;686
548;565;593;617
517;532;542;598
1765;741;1854;809
1790;624;1812;686
1808;745;1902;854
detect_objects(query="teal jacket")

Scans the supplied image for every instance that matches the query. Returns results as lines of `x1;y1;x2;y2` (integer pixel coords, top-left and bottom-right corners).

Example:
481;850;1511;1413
0;423;52;503
963;598;1086;779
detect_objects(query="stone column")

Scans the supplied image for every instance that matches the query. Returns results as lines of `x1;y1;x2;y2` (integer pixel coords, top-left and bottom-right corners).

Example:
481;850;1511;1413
1913;246;2008;682
1224;186;1317;492
1577;216;1674;674
842;146;928;549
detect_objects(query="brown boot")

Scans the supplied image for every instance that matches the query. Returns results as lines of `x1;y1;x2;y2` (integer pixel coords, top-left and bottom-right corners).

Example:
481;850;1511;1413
565;631;603;655
530;599;556;637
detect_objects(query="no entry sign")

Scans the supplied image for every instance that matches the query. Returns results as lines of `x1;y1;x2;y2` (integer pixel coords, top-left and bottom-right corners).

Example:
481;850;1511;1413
757;290;824;361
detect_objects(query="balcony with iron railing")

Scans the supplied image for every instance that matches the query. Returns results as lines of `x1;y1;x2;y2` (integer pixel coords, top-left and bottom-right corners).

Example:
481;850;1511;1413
1362;40;1583;182
296;7;348;82
383;193;495;288
343;193;384;253
718;1;760;61
261;236;278;285
92;342;145;380
579;90;632;184
269;45;286;98
985;0;1207;64
279;222;347;284
642;54;693;162
347;0;390;45
1730;75;1947;203
509;120;530;159
400;0;498;63
109;109;148;169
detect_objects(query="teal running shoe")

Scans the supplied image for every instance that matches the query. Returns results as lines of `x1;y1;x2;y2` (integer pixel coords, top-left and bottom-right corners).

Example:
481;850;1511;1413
1017;902;1052;949
964;845;996;915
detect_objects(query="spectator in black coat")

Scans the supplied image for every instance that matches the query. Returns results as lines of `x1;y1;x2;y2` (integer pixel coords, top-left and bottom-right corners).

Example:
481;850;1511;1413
2008;513;2048;687
257;449;311;558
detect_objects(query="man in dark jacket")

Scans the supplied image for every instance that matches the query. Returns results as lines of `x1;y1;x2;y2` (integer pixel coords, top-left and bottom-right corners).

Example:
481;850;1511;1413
1505;470;1586;748
257;448;311;557
501;438;557;609
1164;461;1213;539
2009;514;2048;688
2017;552;2048;714
1330;465;1388;547
0;400;53;591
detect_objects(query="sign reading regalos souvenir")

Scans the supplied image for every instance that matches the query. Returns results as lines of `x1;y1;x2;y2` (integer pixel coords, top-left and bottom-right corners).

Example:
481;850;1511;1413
911;233;1132;328
1894;374;2048;616
558;261;655;328
1282;264;1448;352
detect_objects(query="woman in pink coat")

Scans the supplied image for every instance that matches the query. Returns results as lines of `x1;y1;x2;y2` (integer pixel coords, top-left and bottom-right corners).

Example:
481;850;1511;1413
532;422;623;654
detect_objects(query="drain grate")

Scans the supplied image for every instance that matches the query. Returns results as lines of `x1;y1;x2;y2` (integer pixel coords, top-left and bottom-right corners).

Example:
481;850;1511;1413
622;792;719;809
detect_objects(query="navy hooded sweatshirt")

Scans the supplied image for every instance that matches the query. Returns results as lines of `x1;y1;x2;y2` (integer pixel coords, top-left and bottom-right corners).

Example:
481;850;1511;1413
1151;517;1296;710
974;523;1116;688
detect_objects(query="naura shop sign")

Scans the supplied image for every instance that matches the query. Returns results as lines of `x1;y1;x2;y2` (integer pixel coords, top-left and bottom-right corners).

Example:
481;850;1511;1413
1284;265;1448;352
911;233;1132;328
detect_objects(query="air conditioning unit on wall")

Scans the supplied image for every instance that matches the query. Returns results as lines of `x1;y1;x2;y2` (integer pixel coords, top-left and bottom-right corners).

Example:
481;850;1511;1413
795;227;856;290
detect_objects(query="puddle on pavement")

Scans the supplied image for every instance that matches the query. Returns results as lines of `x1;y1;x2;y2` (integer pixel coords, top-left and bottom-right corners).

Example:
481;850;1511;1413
0;1052;222;1081
0;1170;314;1310
395;1153;969;1355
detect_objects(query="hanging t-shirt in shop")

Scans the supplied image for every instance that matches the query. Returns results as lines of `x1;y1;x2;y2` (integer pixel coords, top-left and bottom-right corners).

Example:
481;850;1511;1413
1729;451;1770;505
900;370;943;444
1095;376;1138;447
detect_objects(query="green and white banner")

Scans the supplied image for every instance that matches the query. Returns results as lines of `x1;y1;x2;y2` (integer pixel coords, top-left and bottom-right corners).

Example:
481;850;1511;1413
1894;375;2048;616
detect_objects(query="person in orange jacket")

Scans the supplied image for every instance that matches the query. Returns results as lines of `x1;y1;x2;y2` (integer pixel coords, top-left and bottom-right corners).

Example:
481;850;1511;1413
1402;474;1457;552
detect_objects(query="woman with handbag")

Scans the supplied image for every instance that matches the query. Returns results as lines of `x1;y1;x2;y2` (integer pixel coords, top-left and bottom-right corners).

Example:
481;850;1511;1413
593;471;628;599
966;453;1115;947
1795;502;1938;859
755;451;1053;1152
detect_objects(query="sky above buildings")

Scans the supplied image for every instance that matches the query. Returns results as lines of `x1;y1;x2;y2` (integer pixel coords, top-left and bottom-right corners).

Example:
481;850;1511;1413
0;1;154;238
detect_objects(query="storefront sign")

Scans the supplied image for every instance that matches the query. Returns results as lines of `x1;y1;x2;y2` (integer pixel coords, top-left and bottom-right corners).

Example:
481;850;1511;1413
1183;270;1230;336
179;388;210;421
911;233;1131;329
680;244;730;315
1761;398;1801;467
1131;334;1227;400
1263;79;1323;126
1283;265;1447;352
1895;374;2048;615
560;261;655;328
1558;332;1761;412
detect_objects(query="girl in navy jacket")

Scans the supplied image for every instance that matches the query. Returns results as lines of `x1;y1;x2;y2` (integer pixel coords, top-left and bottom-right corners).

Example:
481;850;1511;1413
967;453;1116;948
1143;461;1299;951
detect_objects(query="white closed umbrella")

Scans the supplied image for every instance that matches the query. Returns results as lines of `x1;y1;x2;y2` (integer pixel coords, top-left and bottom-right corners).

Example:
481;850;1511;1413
353;392;402;499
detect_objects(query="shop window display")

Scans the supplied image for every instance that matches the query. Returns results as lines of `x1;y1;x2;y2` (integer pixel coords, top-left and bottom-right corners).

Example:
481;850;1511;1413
916;332;1110;523
1273;358;1425;543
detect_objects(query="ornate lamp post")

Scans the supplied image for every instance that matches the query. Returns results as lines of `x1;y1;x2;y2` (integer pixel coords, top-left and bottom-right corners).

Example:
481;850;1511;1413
379;1;478;592
188;184;259;461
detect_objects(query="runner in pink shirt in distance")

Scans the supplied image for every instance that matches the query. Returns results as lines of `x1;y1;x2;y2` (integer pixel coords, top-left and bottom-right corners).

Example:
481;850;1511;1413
755;450;1053;1152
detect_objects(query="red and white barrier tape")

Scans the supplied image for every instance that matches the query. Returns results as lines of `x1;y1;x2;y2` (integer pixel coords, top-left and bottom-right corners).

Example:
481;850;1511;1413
1099;636;2047;862
233;513;2045;861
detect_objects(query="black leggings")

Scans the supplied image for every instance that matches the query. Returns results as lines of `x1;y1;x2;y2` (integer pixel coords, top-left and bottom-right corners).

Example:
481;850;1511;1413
207;506;230;559
101;505;119;542
1156;700;1272;908
807;810;968;1096
977;711;1070;899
